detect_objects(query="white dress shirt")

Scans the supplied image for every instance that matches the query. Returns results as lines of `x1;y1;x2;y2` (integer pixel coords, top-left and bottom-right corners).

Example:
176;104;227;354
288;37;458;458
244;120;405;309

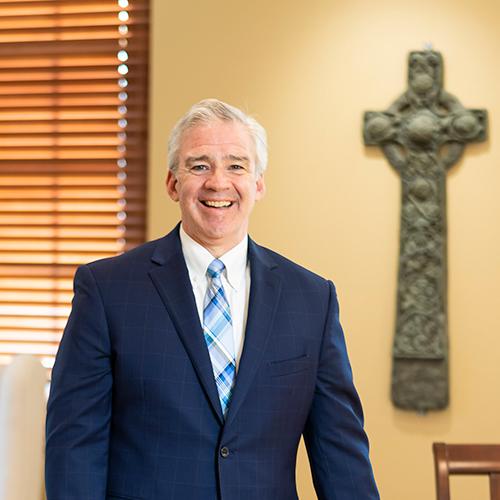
179;225;250;369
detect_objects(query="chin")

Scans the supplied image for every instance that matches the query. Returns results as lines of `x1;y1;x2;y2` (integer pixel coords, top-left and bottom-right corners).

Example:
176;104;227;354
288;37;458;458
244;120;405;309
203;227;233;241
188;216;244;245
203;224;242;243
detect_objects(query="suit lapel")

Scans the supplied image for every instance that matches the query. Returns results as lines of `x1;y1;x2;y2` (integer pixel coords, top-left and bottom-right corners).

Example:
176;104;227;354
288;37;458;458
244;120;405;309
225;238;282;427
148;226;224;424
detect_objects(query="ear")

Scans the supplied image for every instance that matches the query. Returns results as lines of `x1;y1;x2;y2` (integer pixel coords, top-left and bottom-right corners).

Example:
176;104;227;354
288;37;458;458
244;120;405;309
255;174;266;201
166;170;179;202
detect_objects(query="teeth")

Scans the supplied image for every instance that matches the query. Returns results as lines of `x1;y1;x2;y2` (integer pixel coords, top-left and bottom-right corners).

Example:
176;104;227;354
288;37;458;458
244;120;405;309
203;200;232;208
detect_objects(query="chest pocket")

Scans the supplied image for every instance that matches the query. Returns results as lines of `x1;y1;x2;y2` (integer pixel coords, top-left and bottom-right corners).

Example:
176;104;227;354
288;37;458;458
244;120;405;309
107;494;142;500
268;354;311;377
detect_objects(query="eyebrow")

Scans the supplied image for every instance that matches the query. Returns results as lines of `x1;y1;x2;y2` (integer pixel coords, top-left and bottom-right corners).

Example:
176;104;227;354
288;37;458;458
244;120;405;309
185;154;250;165
185;155;211;165
227;154;249;163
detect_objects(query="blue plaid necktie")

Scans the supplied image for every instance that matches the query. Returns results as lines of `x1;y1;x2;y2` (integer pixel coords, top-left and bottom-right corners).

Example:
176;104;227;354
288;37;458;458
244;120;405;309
203;259;236;417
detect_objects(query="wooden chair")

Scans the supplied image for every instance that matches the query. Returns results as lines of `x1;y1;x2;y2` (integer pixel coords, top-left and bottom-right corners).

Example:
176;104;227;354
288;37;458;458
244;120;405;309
433;442;500;500
0;355;47;499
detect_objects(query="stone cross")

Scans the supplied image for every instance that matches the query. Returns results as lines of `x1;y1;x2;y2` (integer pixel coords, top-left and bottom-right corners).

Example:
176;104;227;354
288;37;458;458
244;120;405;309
363;51;487;412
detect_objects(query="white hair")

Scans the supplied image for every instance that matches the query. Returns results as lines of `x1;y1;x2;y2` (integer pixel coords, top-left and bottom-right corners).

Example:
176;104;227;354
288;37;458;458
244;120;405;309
167;98;268;176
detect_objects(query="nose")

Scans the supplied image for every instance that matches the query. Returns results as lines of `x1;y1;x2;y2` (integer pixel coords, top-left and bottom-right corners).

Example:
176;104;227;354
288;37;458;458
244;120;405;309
204;166;230;191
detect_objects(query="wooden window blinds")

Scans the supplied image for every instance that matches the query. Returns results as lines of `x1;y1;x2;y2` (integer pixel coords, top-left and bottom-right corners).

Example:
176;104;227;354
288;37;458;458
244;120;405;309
0;0;149;368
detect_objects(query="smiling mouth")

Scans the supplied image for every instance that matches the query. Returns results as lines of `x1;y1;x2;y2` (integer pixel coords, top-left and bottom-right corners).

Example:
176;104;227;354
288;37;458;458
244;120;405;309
201;200;234;208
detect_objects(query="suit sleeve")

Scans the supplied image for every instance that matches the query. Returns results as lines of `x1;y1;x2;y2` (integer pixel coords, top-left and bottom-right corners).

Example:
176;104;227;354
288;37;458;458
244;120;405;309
303;281;379;500
45;264;112;500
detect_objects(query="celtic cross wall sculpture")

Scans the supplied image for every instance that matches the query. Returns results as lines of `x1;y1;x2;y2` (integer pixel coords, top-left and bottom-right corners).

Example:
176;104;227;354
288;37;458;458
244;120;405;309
363;51;488;412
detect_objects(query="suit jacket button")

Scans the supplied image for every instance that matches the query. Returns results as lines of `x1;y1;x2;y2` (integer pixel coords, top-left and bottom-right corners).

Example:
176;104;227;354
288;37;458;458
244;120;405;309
220;446;230;458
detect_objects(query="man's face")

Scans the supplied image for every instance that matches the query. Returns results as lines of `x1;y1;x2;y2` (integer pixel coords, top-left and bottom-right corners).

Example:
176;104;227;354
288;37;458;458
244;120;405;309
166;120;265;253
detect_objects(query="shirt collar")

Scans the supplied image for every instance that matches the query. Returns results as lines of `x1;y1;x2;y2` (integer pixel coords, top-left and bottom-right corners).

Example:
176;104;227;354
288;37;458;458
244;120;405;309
179;225;248;291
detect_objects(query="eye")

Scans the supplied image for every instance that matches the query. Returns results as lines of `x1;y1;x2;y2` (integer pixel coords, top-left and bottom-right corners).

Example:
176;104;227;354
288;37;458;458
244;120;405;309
191;164;209;172
229;164;244;171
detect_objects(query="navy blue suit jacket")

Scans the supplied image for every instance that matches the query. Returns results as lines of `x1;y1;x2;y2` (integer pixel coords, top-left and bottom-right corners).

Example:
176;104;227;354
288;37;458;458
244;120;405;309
46;225;379;499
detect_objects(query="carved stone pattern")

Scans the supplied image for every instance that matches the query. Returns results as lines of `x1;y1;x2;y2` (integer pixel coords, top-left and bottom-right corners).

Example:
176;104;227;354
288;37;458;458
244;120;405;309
392;359;448;412
363;51;488;412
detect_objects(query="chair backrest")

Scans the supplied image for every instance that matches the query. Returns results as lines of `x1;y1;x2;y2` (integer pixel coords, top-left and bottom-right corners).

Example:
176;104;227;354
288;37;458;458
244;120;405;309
0;355;47;500
433;442;500;500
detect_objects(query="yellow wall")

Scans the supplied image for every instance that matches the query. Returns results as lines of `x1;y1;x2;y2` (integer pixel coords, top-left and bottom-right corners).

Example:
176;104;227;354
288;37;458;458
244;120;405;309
148;1;500;498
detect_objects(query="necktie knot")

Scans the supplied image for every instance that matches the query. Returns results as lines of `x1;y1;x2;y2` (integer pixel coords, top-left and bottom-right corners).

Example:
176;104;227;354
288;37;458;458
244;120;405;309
207;259;225;279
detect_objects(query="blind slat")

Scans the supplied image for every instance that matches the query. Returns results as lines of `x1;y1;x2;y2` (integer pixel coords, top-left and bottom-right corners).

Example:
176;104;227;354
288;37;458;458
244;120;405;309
0;0;148;367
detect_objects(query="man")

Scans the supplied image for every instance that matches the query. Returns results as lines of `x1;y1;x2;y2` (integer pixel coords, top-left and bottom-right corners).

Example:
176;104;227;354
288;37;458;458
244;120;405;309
46;99;379;499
